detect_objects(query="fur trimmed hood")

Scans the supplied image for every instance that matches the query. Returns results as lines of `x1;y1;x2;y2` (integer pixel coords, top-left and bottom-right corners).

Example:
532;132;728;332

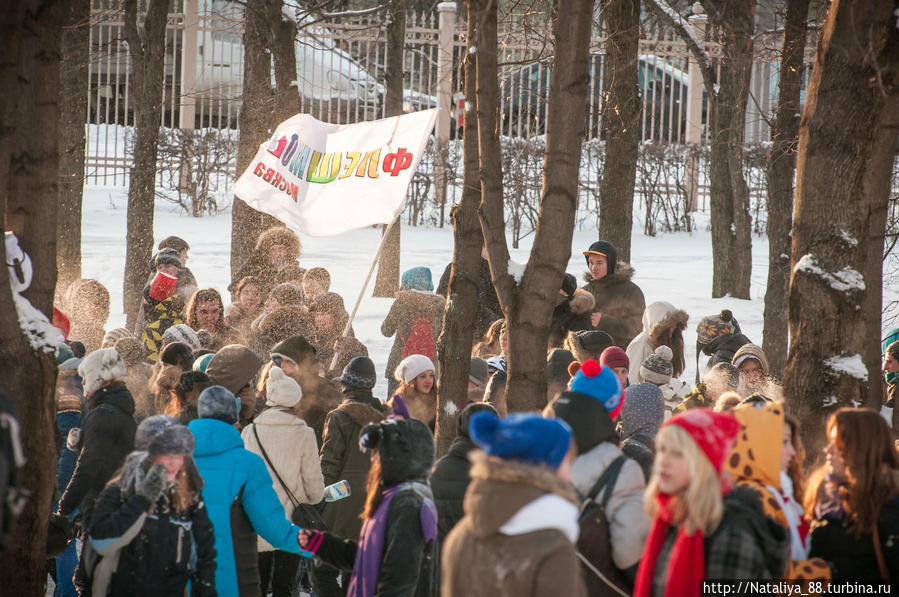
568;288;595;315
254;227;301;259
464;450;578;537
582;262;636;286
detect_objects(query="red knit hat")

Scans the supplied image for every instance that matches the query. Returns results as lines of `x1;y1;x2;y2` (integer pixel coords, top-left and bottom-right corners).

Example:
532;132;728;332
53;307;70;339
600;346;629;370
663;408;740;473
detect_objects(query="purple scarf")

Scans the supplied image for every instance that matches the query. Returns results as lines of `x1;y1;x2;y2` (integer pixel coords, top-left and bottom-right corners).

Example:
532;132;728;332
347;482;437;597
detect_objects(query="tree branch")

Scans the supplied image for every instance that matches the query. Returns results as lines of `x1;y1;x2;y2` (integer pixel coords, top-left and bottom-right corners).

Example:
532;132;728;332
645;0;717;97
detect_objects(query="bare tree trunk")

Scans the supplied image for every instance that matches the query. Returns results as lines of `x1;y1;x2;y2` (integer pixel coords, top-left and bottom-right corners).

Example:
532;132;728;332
232;0;280;289
123;0;169;328
0;1;63;592
478;0;593;412
269;0;301;125
597;0;640;263
705;0;754;299
435;5;482;455
783;0;899;460
56;0;90;303
373;0;407;298
762;0;810;378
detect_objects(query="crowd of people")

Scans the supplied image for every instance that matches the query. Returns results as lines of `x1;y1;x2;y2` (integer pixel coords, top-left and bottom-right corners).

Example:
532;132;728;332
37;228;899;596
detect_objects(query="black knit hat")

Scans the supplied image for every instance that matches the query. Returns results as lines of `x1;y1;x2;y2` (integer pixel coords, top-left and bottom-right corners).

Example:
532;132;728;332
158;236;189;252
359;418;435;487
573;330;614;355
543;390;617;455
547;349;575;384
583;240;618;275
334;356;377;390
456;402;498;438
271;335;317;364
160;342;195;371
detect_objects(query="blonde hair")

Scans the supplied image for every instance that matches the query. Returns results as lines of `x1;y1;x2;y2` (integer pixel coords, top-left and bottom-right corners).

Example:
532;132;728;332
645;425;724;535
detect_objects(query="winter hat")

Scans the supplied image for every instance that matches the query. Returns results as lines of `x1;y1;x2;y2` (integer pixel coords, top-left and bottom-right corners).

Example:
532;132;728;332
640;346;674;385
206;345;264;395
57;343;74;365
198;385;240;424
268;283;304;307
102;327;133;348
195;329;214;349
696;310;736;346
159;342;195;371
334;356;377;390
192;352;215;373
470;411;572;469
68;341;86;359
53;307;70;339
600;346;629;370
469;357;490;388
568;360;625;419
882;329;899;353
400;266;434;292
620;382;664;439
303;267;331;291
114;337;146;365
560;273;578;298
266;366;303;408
147;424;195;457
546;349;575;384
359;418;435;487
158;236;189;253
732;343;769;377
394;354;435;384
162;324;201;352
154;248;182;269
78;348;128;396
573;330;615;356
582;240;618;274
275;264;306;285
663;408;741;473
271;335;317;365
456;402;497;438
544;390;618;455
135;415;180;450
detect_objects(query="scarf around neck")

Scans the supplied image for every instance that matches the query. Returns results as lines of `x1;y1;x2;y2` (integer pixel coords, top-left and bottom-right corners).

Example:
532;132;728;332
634;493;705;597
347;481;437;597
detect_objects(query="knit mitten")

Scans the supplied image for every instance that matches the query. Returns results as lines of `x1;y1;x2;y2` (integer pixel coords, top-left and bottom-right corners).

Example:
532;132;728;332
301;529;325;554
136;462;167;503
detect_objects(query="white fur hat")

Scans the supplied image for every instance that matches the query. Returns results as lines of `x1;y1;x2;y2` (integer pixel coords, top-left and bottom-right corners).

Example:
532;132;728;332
266;366;303;408
78;348;128;396
394;354;436;384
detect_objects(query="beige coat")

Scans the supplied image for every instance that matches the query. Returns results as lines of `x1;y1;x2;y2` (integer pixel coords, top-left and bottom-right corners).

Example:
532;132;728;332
242;407;325;552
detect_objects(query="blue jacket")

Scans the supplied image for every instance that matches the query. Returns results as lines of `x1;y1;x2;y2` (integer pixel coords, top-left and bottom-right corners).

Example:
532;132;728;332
189;417;306;597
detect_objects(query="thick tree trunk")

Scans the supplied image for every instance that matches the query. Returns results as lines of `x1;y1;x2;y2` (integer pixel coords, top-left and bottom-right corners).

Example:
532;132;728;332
762;0;810;378
435;5;482;455
232;0;280;289
123;0;169;328
56;0;90;303
706;0;754;299
373;0;407;298
597;0;640;263
783;0;899;460
478;0;593;413
269;0;302;125
0;1;63;593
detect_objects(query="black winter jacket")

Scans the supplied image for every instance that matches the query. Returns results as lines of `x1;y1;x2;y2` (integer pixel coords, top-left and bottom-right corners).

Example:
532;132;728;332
702;333;752;370
809;498;899;582
59;383;136;518
89;484;217;596
315;483;437;597
620;433;654;483
430;435;478;544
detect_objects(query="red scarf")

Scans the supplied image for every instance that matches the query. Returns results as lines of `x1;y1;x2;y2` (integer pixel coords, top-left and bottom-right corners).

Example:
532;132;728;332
634;493;706;597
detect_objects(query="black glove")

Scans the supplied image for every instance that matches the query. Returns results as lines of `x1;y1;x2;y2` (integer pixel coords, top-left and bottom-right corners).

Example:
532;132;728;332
136;462;167;504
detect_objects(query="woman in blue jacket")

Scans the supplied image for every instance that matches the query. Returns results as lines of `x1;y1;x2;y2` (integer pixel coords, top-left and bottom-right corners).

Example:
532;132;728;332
189;385;311;597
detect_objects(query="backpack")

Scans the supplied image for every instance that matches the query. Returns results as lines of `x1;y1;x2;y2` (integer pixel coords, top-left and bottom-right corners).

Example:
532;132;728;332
576;454;631;597
0;391;28;553
400;315;436;360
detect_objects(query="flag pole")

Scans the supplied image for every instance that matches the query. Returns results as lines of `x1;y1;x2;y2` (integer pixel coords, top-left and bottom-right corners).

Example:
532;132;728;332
329;215;400;373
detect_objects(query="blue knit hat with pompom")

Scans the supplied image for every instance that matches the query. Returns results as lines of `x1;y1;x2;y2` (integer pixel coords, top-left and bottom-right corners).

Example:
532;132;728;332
568;359;625;419
469;411;572;469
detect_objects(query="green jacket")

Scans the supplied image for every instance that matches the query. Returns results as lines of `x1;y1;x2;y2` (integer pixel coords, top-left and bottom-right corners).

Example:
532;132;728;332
319;391;385;539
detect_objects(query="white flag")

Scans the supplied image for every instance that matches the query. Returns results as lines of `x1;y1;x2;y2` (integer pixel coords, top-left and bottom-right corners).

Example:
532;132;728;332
234;109;437;237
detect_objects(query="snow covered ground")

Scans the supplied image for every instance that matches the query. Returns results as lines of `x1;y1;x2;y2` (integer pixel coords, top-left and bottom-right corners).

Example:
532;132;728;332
81;185;898;396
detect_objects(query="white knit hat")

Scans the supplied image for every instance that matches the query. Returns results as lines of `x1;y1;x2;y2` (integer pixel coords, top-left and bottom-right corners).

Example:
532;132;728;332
266;366;303;408
161;323;201;351
394;354;436;383
78;348;128;396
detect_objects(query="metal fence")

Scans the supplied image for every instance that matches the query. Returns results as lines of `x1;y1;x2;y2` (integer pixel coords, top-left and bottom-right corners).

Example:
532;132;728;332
84;1;807;201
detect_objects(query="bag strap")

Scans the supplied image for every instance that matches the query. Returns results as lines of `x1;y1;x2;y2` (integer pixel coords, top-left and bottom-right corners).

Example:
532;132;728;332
872;521;891;583
251;424;300;508
582;454;628;512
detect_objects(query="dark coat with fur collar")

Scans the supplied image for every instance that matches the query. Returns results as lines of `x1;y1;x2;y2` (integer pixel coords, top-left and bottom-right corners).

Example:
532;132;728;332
442;453;587;597
582;264;645;349
548;289;596;349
